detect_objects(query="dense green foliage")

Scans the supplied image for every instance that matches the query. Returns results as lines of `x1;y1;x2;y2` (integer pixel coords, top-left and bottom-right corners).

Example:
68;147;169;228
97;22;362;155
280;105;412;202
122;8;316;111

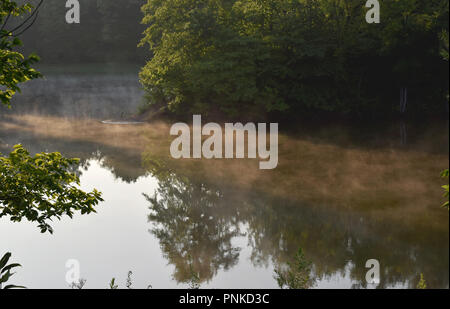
139;0;449;117
0;0;41;106
0;145;103;233
0;252;24;289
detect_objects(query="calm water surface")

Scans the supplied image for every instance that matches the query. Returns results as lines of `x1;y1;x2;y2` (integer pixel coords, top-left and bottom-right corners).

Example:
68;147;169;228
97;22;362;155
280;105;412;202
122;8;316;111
0;68;448;289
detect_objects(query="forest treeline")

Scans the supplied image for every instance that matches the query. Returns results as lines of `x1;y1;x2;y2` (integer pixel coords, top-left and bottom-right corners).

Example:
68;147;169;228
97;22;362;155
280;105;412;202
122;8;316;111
20;0;147;64
138;0;449;118
15;0;450;118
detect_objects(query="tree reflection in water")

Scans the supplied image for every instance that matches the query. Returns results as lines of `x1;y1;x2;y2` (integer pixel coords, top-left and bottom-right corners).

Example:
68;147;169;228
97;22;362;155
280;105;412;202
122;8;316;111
2;114;447;288
145;171;242;284
144;157;449;288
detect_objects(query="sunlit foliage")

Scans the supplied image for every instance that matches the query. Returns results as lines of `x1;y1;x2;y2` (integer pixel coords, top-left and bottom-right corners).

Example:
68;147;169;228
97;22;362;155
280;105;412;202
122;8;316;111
0;0;42;106
0;145;103;233
417;273;427;289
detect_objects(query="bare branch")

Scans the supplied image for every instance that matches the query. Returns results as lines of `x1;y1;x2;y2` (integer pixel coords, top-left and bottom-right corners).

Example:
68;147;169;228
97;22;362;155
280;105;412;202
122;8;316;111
0;12;12;32
13;11;39;37
8;0;44;34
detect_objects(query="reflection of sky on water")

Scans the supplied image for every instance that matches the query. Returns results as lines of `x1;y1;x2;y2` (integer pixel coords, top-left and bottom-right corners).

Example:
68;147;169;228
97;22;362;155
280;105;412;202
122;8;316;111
0;160;277;289
0;159;436;289
1;70;448;289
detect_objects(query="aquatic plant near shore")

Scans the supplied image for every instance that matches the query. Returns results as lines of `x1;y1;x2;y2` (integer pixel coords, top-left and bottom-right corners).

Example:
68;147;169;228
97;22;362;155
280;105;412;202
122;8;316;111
109;278;119;289
70;279;87;289
417;274;427;289
0;252;24;289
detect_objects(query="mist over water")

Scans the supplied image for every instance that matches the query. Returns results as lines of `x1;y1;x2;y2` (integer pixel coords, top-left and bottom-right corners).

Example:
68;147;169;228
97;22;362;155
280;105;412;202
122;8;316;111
1;1;448;289
0;66;448;288
4;65;143;119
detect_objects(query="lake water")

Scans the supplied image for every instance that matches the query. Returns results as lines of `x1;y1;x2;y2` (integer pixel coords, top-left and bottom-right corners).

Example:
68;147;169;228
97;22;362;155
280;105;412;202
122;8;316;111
0;66;448;289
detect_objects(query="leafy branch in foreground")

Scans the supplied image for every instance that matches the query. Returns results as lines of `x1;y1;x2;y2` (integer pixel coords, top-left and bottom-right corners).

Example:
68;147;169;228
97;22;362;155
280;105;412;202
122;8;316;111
1;0;43;107
0;144;103;233
0;252;25;289
274;248;314;289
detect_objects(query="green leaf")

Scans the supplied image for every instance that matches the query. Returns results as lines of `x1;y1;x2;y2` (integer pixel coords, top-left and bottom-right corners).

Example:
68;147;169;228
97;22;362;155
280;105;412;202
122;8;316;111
1;263;22;274
0;253;12;270
3;285;26;289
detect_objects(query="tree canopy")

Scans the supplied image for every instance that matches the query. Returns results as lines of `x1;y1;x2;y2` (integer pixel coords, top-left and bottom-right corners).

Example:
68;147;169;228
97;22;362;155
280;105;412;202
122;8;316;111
19;0;147;64
139;0;449;118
